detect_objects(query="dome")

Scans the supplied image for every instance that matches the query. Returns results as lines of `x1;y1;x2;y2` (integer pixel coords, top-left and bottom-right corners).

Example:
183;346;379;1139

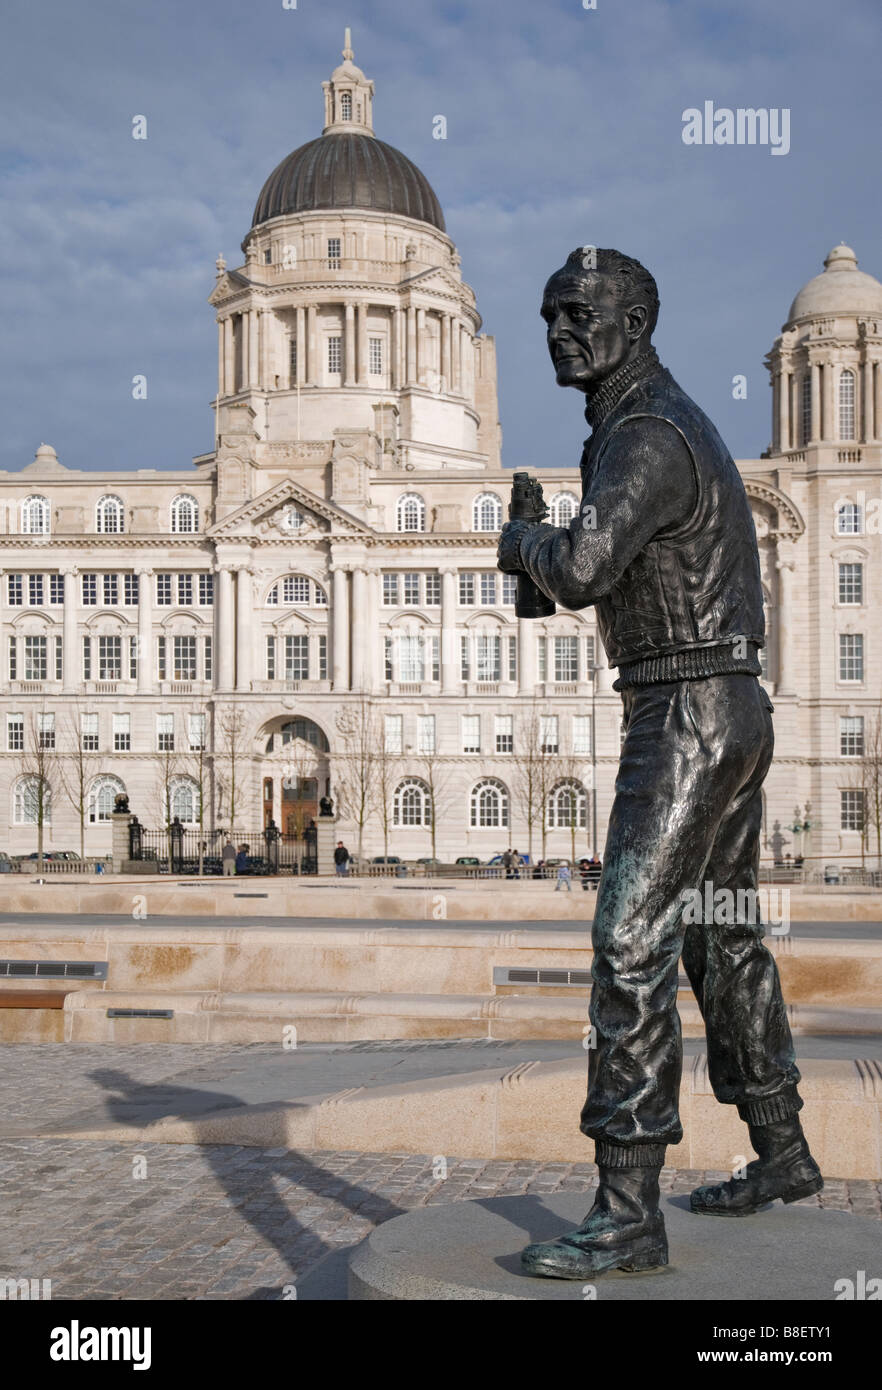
252;133;446;232
787;244;882;322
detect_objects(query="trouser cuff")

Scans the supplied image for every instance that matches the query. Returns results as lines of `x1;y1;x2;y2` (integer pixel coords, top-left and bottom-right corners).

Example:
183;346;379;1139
737;1088;803;1127
595;1140;667;1169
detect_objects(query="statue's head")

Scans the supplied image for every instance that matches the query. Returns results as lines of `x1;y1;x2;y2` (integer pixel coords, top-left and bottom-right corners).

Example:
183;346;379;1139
541;248;659;393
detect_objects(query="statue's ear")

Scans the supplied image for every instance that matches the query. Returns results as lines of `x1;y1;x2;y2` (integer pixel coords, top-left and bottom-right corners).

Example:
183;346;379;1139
625;303;649;342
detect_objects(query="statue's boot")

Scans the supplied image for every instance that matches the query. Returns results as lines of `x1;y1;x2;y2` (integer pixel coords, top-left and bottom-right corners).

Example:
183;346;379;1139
521;1163;667;1279
690;1116;823;1217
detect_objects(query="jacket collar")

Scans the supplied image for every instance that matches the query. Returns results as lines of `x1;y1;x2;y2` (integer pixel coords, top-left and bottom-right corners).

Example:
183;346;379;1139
583;347;661;432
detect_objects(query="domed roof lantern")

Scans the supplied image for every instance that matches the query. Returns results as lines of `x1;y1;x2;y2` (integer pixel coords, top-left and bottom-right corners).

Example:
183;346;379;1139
322;27;375;136
787;243;882;323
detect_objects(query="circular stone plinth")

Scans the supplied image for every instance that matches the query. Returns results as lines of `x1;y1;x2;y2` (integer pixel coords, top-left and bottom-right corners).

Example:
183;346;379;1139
348;1194;880;1301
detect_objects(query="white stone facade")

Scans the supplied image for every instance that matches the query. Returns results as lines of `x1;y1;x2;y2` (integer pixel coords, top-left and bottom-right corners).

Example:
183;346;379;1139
1;38;881;868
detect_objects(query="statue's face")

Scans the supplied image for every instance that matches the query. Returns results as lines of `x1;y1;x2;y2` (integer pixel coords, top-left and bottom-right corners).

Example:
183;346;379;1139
541;269;641;392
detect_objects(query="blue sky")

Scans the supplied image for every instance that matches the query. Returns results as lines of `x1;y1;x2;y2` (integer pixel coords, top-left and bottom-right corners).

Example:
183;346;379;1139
1;0;880;474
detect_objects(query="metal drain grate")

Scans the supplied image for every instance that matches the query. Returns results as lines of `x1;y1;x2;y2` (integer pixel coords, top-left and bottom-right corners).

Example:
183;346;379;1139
234;893;268;898
493;967;591;988
0;960;108;980
107;1008;173;1020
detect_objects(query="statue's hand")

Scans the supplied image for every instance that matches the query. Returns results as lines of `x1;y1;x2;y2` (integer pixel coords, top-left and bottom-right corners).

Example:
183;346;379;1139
497;520;531;573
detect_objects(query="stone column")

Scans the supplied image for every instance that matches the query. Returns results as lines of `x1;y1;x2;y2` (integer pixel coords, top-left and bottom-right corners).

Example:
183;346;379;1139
344;303;355;386
223;318;234;396
822;361;835;441
111;811;132;874
357;302;369;384
777;366;789;450
247;310;259;388
440;567;458;694
295;305;306;384
860;360;870;442
775;541;796;697
416;307;426;384
316;813;336;876
60;566;78;694
810;361;821;443
391;308;402;389
235;566;252;692
136;567;152;695
441;314;452;392
306;304;318;386
453;320;463;394
518;617;536;696
874;361;882;442
406;306;417;384
217;321;225;398
350;567;368;689
216;567;235;692
596;661;617;694
331;565;350;692
362;567;378;692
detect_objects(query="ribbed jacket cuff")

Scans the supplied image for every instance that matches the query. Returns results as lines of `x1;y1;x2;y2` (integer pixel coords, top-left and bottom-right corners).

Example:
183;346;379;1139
737;1089;803;1126
614;641;762;689
594;1140;667;1169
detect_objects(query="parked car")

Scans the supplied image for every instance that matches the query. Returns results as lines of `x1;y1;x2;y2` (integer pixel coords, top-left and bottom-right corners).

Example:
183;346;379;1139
823;864;841;884
371;855;407;877
0;851;17;874
454;856;481;866
487;853;533;866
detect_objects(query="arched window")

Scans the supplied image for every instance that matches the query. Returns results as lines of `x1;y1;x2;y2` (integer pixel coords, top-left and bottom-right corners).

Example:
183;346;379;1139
171;494;199;534
396;493;425;533
274;718;330;752
470;778;510;829
21;495;50;535
13;775;51;825
279;505;304;533
547;780;588;829
96;495;124;534
168;776;199;825
550;492;578;527
836;501;862;535
393;777;432;827
838;370;856;440
472;492;503;532
88;775;126;823
340;91;352;121
800;374;812;448
266;575;326;606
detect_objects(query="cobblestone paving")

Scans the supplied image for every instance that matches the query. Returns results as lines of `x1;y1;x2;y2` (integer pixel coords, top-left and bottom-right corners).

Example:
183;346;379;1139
1;1043;879;1301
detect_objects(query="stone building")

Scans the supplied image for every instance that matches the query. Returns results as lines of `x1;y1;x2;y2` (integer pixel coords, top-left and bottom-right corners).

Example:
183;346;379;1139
1;34;880;869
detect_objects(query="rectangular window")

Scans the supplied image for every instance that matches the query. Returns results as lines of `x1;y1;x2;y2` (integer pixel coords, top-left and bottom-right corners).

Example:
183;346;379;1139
507;635;517;682
156;713;174;752
839;633;864;682
7;574;22;606
476;634;501;682
838;563;863;605
173;636;197;681
537;636;547;682
82;636;91;680
554;636;579;682
840;788;865;831
129;636;138;681
103;573;118;607
459;573;475;606
369;337;383;374
204;636;212;681
8;636;16;680
49;573;64;605
189;713;206;751
382;573;399;606
38;711;55;750
417;714;435;754
541;715;559;754
289;335;297;381
82;573;97;606
402;573;420;606
29;574;44;606
24;635;47;681
840;715;865;757
124;573;139;606
177;574;193;607
266;635;276;680
318;634;327;680
573;716;592;756
199;573;214;606
430;633;440;682
81;712;99;752
399;635;424;682
328;336;342;373
7;714;24;751
156;574;172;606
113;713;131;752
54;636;63;682
384;635;393;681
284;634;309;680
98;635;122;680
157;635;166;681
495;714;513;754
502;573;517;606
460;634;470;681
424;573;440;606
480;573;497;606
462;715;480;754
328;237;341;268
384;714;403;753
586;633;596;671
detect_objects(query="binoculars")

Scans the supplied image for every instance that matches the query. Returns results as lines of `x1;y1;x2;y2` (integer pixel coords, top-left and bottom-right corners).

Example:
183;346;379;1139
508;471;556;619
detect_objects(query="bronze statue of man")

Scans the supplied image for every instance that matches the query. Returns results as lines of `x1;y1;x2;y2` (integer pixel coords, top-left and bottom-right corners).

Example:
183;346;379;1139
497;247;822;1279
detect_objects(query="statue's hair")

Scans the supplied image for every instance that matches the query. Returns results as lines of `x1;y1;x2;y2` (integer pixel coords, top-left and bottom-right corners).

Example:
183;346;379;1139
558;247;660;337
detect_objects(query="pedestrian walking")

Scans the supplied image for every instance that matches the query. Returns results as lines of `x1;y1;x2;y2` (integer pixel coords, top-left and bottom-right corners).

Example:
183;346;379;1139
334;841;351;877
235;843;249;875
555;862;572;892
222;839;236;877
502;848;513;880
511;849;523;880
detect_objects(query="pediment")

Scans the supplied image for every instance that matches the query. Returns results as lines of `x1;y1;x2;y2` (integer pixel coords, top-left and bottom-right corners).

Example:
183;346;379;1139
206;479;373;539
208;269;250;306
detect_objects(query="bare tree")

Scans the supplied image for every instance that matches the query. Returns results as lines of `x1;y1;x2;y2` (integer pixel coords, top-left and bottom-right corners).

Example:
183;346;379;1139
57;703;101;862
846;702;882;871
215;703;252;835
417;731;454;863
334;696;381;859
373;734;400;862
20;708;59;872
184;706;211;875
511;701;559;861
553;750;592;866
